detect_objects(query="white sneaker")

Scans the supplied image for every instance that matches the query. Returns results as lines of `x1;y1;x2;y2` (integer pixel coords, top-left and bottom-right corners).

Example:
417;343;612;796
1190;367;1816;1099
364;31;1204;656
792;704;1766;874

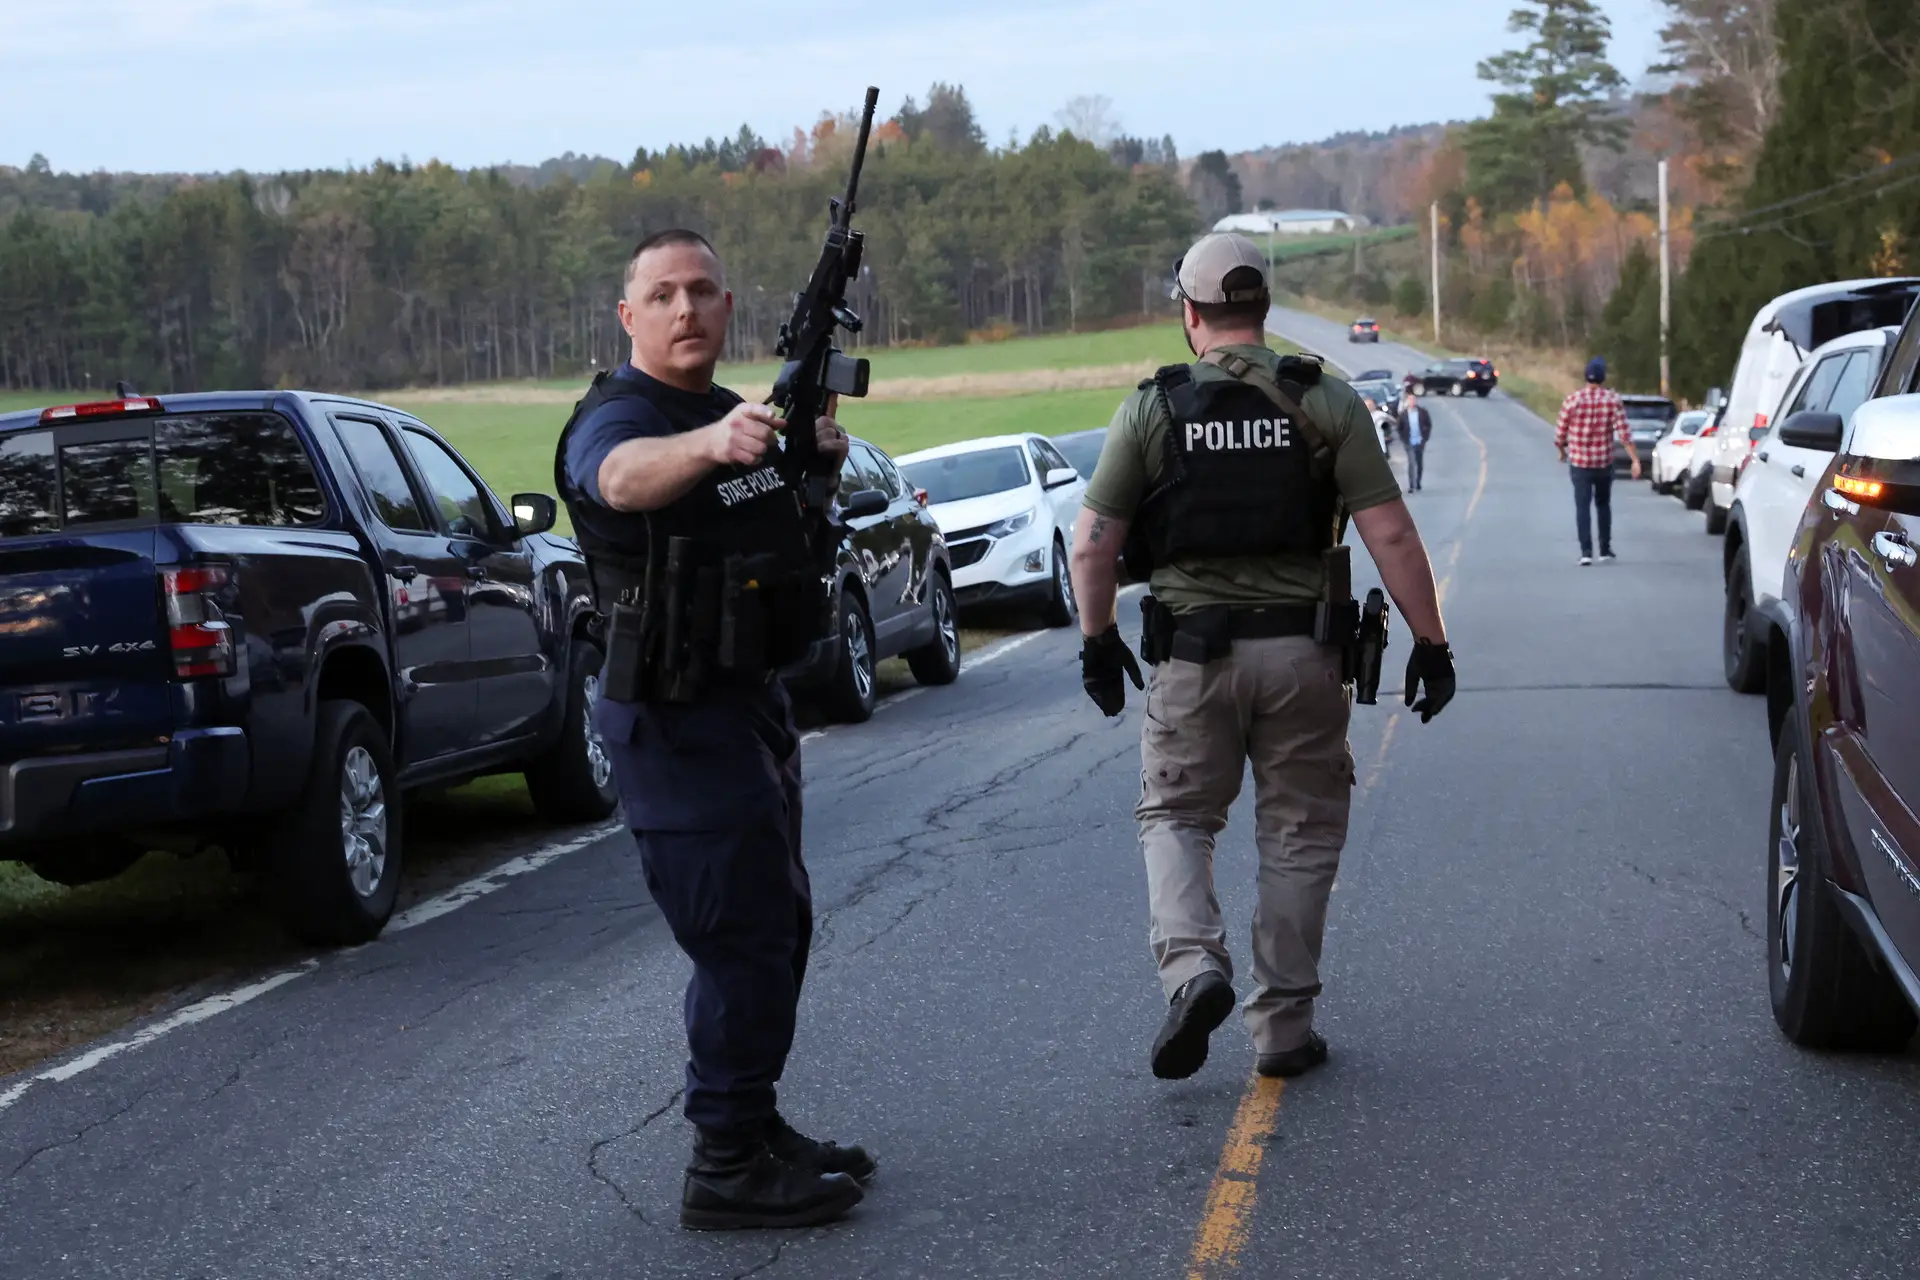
1579;555;1593;566
1599;552;1617;563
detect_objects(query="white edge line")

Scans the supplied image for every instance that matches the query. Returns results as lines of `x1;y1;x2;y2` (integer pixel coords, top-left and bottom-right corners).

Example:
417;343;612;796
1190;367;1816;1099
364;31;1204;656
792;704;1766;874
0;586;1143;1113
0;960;320;1115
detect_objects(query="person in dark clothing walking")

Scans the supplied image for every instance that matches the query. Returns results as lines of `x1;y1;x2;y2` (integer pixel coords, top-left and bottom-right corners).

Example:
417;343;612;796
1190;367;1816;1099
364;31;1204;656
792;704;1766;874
1396;391;1431;492
1554;357;1640;565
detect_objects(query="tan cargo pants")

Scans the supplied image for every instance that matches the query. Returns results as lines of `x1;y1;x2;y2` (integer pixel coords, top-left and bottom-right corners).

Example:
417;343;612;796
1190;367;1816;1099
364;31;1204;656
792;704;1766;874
1137;635;1355;1054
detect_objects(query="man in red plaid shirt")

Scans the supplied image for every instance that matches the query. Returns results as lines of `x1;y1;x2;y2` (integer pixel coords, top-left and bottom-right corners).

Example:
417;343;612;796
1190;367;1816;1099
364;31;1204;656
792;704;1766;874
1554;357;1641;566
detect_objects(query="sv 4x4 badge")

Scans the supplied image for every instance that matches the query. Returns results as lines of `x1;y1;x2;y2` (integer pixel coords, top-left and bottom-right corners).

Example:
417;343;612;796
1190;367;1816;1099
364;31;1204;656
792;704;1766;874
62;640;157;658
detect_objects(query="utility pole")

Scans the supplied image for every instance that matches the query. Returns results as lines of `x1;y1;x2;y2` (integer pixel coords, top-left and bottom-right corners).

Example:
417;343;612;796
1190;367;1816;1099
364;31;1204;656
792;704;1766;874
1430;201;1442;346
1658;158;1672;399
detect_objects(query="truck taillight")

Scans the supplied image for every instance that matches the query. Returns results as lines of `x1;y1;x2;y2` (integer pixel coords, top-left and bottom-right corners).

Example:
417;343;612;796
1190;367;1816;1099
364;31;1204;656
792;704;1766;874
162;565;235;678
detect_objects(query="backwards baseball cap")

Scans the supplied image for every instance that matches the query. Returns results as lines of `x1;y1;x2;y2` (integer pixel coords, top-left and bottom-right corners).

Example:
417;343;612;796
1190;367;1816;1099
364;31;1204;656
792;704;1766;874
1171;233;1271;305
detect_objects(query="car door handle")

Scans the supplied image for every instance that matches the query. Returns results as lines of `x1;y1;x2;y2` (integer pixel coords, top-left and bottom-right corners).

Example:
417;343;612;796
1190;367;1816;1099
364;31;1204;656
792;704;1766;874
1791;464;1805;478
392;564;419;583
466;565;489;581
1823;488;1856;514
1873;531;1918;569
1757;450;1769;462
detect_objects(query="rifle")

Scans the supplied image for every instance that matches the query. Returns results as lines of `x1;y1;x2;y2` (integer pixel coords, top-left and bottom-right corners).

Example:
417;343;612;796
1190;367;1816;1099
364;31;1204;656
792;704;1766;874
771;85;881;518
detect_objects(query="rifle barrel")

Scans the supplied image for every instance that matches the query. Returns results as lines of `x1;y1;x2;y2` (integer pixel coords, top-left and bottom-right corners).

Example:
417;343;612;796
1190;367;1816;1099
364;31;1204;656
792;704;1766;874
843;86;880;218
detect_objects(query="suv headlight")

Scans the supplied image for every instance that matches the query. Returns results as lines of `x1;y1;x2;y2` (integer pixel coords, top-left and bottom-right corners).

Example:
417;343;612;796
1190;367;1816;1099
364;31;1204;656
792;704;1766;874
986;508;1036;539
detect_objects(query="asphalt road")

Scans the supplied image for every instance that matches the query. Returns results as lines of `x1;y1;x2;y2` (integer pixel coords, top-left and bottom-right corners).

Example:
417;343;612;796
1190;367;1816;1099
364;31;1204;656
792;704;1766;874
5;306;1920;1279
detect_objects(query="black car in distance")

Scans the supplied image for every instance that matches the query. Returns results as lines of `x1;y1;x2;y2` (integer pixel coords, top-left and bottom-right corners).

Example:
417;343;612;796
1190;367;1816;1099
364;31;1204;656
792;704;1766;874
780;436;961;724
1412;357;1499;397
1617;395;1677;471
1051;428;1107;483
1349;318;1381;343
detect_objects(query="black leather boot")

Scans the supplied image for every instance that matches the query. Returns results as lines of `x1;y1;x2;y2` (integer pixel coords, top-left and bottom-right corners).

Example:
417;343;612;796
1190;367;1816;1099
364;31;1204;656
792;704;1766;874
680;1126;864;1231
765;1113;878;1183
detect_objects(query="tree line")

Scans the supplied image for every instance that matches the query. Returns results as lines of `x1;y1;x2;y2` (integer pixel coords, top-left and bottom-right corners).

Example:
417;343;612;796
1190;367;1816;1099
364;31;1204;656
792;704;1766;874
0;85;1199;394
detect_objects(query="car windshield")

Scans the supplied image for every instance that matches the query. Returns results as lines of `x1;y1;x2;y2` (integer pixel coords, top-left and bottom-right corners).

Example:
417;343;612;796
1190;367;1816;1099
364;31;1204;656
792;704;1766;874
901;447;1032;503
1442;359;1474;372
1673;411;1710;435
1052;432;1105;479
1624;402;1676;421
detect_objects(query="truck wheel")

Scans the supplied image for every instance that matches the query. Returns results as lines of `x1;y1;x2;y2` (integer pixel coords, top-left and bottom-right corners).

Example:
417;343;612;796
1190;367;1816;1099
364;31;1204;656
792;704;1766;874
906;574;961;686
1412;381;1427;396
1705;501;1728;535
1723;547;1767;694
1768;725;1917;1050
525;639;619;823
271;700;401;946
1449;382;1465;397
824;592;877;723
1040;536;1077;628
1682;470;1706;510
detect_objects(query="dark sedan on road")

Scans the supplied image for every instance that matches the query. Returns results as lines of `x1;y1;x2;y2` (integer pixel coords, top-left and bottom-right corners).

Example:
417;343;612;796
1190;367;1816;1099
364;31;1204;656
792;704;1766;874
1051;427;1107;483
781;436;960;724
1767;311;1920;1053
1349;318;1381;343
1412;358;1498;398
1617;394;1677;472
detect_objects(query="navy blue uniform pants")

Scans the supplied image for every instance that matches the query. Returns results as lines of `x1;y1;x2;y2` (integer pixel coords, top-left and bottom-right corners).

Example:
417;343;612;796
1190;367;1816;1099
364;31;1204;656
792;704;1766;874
595;680;810;1133
1570;464;1614;557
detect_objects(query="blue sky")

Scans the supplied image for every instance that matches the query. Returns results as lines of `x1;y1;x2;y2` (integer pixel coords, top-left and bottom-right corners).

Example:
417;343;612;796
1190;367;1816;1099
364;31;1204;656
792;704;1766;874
3;0;1669;174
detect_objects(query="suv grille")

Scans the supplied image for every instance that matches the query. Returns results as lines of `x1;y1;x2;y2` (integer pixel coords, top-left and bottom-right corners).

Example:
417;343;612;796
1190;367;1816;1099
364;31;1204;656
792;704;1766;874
950;540;990;568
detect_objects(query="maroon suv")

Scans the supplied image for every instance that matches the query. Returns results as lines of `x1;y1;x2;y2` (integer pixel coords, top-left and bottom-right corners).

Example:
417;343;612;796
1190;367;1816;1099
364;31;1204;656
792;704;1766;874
1769;302;1920;1049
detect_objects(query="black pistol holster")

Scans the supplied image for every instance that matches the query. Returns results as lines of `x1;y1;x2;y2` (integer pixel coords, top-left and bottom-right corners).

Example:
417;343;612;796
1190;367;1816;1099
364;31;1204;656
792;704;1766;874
599;537;820;706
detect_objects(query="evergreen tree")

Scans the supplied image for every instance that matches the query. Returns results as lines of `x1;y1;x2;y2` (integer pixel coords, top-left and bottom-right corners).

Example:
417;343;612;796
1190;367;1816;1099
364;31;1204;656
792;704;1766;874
1461;0;1627;213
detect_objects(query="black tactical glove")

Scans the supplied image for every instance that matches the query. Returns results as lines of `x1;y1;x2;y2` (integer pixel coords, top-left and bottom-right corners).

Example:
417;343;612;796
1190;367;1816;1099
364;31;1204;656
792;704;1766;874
1404;638;1456;724
1081;625;1144;717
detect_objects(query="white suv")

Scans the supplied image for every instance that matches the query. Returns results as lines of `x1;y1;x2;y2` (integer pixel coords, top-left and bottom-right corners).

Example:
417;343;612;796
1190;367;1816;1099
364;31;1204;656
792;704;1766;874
1723;326;1898;693
896;434;1086;626
1701;277;1919;535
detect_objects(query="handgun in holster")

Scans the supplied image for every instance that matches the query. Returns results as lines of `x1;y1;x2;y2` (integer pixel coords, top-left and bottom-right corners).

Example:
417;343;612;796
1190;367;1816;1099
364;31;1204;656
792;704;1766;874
1353;589;1389;705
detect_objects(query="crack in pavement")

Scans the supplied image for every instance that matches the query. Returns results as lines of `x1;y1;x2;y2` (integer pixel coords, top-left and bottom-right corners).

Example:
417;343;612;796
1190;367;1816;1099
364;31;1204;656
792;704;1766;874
1624;860;1763;941
733;1238;791;1279
585;1087;684;1228
6;1084;161;1181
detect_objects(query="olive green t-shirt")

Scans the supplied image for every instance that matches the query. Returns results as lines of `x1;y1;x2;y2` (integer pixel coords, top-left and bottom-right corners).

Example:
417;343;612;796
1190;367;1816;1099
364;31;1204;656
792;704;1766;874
1081;343;1401;610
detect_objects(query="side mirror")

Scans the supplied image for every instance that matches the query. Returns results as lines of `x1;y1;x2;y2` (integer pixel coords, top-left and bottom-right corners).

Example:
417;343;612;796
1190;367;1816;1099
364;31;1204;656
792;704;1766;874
1842;393;1920;463
510;492;558;537
1777;411;1845;452
841;488;888;520
1044;466;1079;489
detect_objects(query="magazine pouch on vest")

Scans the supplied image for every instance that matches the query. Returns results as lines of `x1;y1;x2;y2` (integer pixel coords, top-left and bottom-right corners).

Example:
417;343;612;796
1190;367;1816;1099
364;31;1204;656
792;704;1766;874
554;372;828;704
1122;350;1341;581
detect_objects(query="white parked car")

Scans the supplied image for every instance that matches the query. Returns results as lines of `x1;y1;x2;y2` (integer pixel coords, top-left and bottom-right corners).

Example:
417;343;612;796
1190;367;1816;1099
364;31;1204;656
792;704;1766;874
1650;409;1713;495
1721;325;1897;692
1697;277;1919;534
896;434;1086;626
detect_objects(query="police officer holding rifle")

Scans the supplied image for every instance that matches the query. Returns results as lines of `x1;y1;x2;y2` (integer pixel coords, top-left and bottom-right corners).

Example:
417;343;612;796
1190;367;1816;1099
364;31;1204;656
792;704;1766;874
1069;232;1455;1083
554;89;885;1231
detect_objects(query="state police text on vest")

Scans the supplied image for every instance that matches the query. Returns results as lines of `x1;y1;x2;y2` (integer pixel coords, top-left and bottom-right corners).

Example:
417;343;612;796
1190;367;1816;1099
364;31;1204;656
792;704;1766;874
715;465;786;507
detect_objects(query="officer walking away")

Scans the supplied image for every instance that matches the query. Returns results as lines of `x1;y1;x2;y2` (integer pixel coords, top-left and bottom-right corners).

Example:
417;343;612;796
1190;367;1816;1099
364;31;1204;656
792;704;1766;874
1397;389;1431;493
1554;356;1640;566
555;229;874;1230
1069;233;1457;1082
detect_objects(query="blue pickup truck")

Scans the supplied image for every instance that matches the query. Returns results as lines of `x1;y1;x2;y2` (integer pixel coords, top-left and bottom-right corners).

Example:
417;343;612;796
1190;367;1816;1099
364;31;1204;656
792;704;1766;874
0;392;616;943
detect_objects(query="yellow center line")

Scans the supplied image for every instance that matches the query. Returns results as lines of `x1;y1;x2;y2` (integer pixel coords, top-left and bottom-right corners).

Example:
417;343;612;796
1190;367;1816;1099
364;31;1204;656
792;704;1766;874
1181;407;1492;1279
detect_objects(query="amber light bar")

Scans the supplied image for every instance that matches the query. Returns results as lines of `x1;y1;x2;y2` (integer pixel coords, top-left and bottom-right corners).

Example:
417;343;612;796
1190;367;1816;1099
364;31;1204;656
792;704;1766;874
1835;474;1884;500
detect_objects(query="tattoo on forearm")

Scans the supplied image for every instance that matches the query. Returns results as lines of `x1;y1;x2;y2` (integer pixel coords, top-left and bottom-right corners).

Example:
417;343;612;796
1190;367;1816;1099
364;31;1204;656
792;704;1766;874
1087;515;1110;545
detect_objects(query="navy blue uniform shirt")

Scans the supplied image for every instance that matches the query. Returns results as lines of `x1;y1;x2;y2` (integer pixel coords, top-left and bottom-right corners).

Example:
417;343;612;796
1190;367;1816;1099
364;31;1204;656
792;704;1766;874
563;362;740;504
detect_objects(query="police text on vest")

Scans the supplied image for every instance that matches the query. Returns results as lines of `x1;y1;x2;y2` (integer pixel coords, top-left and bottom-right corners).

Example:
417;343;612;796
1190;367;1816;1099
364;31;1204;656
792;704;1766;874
1185;419;1292;451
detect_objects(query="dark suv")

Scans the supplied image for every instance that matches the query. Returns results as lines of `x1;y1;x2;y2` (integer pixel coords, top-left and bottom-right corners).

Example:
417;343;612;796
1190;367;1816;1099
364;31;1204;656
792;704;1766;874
1618;395;1677;471
781;436;959;724
1411;358;1497;398
1767;302;1920;1051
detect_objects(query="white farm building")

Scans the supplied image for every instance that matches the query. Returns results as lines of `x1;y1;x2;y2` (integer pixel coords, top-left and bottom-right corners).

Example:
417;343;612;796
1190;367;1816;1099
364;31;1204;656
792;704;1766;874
1212;209;1366;236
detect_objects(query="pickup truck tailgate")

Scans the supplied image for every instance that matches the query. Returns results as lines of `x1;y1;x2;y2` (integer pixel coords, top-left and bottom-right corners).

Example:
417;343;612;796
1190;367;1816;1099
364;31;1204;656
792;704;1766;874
0;426;174;758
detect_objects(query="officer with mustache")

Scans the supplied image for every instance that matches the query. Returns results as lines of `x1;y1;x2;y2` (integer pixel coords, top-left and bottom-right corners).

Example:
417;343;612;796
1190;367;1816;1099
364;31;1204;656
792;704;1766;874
555;229;872;1230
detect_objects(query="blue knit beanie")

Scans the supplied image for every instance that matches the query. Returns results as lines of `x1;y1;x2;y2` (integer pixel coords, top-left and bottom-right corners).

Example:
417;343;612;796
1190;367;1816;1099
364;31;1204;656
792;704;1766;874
1585;356;1607;383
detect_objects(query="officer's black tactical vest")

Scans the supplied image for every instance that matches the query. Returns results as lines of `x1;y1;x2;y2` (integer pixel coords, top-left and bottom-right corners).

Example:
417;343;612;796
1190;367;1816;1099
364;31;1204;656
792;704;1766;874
553;370;823;666
1128;352;1341;574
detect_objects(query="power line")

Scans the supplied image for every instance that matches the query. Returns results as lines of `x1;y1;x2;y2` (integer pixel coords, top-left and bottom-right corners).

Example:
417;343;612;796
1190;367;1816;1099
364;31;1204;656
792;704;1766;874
1694;148;1920;235
1693;169;1920;243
